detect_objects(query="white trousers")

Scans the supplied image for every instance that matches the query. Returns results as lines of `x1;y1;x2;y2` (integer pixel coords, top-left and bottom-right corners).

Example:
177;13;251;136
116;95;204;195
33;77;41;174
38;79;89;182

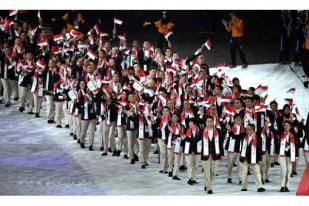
138;138;151;164
127;130;139;160
45;95;55;120
239;160;262;189
158;139;168;171
1;79;17;104
75;114;82;140
167;149;181;177
202;155;219;190
260;153;273;181
227;152;240;179
186;154;199;180
279;157;292;187
33;92;43;114
54;101;63;125
80;119;97;146
116;125;128;155
19;85;33;112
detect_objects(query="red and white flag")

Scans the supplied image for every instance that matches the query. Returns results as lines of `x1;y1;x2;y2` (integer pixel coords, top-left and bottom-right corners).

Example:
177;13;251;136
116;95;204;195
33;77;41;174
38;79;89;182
78;43;88;49
53;34;63;42
117;35;126;40
204;39;212;50
286;88;296;94
100;32;109;37
86;50;98;60
93;24;100;35
51;46;61;55
37;39;48;47
0;18;13;31
114;17;123;25
255;84;268;95
215;63;225;70
28;26;38;36
221;96;232;103
255;103;268;112
70;29;80;38
37;10;41;19
36;59;46;68
164;31;173;40
284;98;294;107
225;104;236;115
9;10;18;16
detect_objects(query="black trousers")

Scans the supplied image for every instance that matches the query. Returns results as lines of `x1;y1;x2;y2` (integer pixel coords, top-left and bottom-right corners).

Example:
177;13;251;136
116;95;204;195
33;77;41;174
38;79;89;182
279;34;291;62
230;37;247;66
302;49;309;77
158;33;168;52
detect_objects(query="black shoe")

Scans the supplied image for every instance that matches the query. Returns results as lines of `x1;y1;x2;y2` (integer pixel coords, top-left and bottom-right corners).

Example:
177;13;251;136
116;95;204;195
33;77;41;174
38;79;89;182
173;176;180;180
274;162;280;165
262;179;265;185
239;181;242;185
65;124;69;128
80;143;85;148
108;148;112;153
56;125;62;128
73;135;77;140
141;165;146;169
271;163;274;168
112;151;117;156
14;97;19;101
100;147;104;151
291;173;293;177
233;163;237;167
70;133;74;136
5;103;10;107
159;170;164;173
292;171;297;175
228;178;232;183
77;139;80;144
19;107;25;112
47;120;53;124
192;180;198;184
179;165;186;171
27;111;34;115
265;179;270;183
187;179;194;185
130;159;135;164
145;163;149;166
241;188;247;191
134;154;139;161
204;186;207;191
101;152;108;156
247;171;251;175
207;190;213;194
153;150;158;154
284;187;289;192
168;172;173;177
257;188;265;192
280;187;285;192
35;113;40;118
117;150;121;156
164;171;168;174
89;145;93;151
123;155;129;159
0;99;2;104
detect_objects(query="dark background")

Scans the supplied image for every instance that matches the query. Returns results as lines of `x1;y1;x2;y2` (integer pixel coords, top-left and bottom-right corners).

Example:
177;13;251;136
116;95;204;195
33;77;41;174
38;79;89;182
0;10;294;66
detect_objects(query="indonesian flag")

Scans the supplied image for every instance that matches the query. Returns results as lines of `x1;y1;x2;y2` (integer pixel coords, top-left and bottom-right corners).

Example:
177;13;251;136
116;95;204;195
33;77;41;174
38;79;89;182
193;76;204;88
225;104;236;115
164;31;173;40
294;106;304;121
86;50;98;60
100;32;109;37
255;84;268;95
9;10;18;16
159;116;168;130
37;39;48;47
37;10;41;19
36;59;46;68
78;43;88;49
204;39;212;50
53;34;63;42
101;79;111;84
117;35;126;40
114;17;123;25
286;88;296;94
51;46;61;55
221;96;232;103
70;29;80;38
93;24;100;35
255;103;268;112
215;63;225;70
197;98;211;108
167;66;177;75
284;98;294;107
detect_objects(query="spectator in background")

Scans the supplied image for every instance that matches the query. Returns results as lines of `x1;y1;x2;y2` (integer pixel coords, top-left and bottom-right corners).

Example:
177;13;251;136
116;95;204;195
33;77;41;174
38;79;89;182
279;10;292;64
222;12;248;69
